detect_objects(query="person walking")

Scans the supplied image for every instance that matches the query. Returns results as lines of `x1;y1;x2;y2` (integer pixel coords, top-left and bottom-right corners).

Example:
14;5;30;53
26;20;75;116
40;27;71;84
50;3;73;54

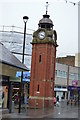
56;96;59;102
2;92;4;108
56;96;60;107
53;96;56;106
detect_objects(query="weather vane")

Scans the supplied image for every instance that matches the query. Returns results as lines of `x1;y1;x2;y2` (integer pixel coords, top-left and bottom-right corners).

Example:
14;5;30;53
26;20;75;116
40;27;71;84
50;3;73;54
46;2;49;14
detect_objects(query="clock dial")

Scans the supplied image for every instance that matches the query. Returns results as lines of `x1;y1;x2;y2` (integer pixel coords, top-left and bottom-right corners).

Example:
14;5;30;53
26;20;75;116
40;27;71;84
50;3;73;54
53;33;55;40
38;31;45;39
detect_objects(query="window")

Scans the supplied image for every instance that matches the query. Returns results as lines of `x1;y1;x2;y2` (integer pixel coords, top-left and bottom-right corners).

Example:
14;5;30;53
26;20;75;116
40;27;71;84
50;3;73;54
78;74;80;80
39;54;41;63
55;70;57;76
69;73;78;80
56;70;67;78
69;73;75;80
37;84;39;92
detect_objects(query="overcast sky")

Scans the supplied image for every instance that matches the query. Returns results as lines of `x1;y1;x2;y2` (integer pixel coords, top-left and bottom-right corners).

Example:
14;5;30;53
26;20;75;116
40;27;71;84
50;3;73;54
0;0;79;57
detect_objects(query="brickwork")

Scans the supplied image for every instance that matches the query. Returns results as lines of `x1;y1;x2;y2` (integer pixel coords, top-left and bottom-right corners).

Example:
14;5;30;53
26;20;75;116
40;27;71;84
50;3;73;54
29;98;54;108
56;56;75;66
29;43;56;108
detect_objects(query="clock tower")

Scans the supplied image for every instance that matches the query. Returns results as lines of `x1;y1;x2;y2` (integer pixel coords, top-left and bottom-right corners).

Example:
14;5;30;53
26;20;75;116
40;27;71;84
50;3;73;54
29;4;58;108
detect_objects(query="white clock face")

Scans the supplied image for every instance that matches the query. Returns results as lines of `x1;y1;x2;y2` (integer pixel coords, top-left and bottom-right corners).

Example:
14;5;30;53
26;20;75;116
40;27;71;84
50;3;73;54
38;31;45;39
53;33;55;40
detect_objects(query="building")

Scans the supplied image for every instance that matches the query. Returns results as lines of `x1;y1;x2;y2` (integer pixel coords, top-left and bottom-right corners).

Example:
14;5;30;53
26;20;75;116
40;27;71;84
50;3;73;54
55;63;68;101
55;62;80;102
78;1;80;59
0;29;32;69
0;42;29;112
56;55;75;66
75;53;80;67
56;55;80;102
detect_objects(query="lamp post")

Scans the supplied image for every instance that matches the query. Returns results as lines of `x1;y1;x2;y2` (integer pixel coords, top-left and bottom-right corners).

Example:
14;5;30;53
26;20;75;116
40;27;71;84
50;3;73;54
19;16;29;113
22;16;29;64
67;65;69;104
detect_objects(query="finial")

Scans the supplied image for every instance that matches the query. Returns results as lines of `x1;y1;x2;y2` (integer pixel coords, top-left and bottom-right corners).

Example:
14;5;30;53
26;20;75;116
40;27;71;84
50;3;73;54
46;2;49;14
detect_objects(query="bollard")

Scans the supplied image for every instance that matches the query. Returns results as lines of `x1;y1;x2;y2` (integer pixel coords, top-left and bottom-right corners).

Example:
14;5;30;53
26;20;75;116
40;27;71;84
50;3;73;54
12;101;14;113
43;97;44;112
35;99;36;109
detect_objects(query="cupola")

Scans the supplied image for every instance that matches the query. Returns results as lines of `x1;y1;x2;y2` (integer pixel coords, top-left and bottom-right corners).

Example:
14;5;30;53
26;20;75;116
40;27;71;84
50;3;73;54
38;2;53;30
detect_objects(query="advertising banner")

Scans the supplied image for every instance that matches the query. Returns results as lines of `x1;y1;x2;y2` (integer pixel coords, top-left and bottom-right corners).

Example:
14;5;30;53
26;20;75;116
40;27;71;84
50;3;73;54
16;71;30;82
72;80;78;86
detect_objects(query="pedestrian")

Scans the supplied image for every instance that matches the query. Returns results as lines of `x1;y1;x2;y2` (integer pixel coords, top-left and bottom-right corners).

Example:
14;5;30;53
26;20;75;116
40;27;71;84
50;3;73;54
53;96;56;106
57;96;59;102
2;92;4;108
56;96;60;107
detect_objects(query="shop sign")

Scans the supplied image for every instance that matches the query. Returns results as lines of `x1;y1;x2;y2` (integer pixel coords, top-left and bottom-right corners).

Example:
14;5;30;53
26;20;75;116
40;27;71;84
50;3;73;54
16;71;30;82
77;86;80;90
10;76;21;82
1;76;9;83
68;86;75;90
72;80;78;86
23;72;30;82
68;86;80;91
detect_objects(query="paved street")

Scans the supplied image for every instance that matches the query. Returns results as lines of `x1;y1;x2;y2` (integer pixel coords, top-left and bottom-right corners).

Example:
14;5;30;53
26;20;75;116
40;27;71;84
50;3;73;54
1;100;80;119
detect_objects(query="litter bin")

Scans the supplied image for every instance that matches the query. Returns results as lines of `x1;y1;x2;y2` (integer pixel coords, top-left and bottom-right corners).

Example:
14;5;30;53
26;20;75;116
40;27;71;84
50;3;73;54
12;101;14;113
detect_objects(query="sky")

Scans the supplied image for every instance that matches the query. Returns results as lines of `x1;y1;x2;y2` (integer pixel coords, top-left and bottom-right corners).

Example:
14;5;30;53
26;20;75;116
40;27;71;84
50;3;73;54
0;0;79;58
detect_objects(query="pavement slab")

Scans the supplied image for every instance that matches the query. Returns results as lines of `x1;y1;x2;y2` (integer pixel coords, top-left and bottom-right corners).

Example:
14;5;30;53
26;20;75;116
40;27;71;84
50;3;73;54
1;100;79;119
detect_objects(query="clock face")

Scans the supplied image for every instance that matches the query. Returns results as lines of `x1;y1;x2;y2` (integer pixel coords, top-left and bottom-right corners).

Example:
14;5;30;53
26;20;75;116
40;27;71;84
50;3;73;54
38;31;45;39
53;33;55;40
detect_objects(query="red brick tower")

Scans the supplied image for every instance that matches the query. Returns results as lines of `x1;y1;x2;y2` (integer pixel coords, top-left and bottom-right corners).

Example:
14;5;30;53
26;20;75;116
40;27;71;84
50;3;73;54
29;8;58;108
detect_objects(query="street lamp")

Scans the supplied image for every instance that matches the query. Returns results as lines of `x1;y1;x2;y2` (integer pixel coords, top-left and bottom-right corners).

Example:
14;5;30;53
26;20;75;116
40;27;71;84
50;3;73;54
22;16;29;64
19;16;29;113
67;65;69;105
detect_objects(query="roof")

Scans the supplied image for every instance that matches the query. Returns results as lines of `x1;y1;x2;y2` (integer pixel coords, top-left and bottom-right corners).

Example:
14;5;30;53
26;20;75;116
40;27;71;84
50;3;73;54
0;42;29;71
39;14;53;25
38;14;53;29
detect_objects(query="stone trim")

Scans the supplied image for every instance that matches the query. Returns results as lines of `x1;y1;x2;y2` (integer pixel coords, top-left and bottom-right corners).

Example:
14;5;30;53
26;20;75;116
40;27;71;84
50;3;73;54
29;96;53;100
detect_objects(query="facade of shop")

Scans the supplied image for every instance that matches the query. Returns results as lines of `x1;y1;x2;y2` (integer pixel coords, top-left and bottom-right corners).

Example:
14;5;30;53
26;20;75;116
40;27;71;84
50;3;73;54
55;63;68;101
0;43;29;112
16;71;30;104
55;63;80;102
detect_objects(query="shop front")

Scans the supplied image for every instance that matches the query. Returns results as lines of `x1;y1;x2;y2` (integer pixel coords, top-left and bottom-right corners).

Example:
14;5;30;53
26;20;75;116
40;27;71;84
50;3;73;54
0;75;21;109
16;71;30;104
68;86;80;104
0;75;9;109
54;87;67;101
0;43;29;113
68;80;79;101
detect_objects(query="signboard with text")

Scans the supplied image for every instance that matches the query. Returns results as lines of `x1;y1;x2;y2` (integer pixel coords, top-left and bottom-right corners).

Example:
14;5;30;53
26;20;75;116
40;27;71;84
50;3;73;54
68;86;80;91
72;80;78;86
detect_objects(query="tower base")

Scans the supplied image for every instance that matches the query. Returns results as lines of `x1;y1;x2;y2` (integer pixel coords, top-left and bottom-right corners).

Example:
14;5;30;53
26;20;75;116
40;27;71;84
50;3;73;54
29;96;54;108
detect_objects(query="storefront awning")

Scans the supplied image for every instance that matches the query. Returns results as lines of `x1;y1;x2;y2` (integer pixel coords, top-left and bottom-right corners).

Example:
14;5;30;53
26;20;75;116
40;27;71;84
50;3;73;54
0;42;29;77
54;88;67;92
